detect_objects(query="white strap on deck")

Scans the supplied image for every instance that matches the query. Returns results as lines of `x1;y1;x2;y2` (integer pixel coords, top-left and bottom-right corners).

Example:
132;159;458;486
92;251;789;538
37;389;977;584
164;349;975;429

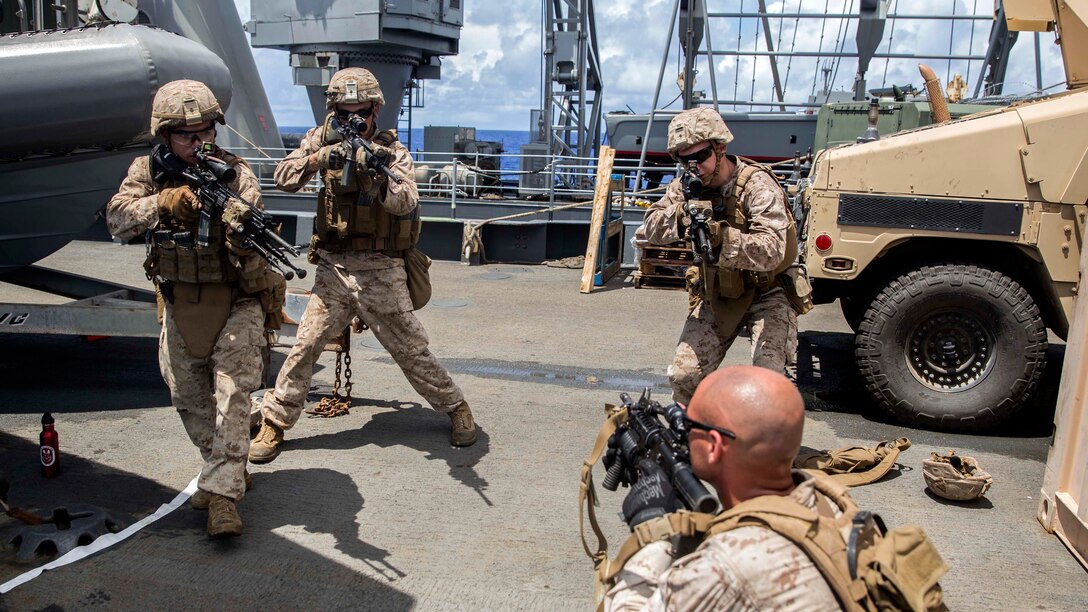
0;474;198;594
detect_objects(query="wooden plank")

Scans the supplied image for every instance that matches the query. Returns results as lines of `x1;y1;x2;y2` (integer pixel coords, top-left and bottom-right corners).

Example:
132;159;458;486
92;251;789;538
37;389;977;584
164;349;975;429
580;146;616;293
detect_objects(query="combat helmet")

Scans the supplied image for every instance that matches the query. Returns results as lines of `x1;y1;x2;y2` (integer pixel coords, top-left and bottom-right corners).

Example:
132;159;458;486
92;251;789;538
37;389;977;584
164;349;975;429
326;67;385;108
923;450;993;501
666;107;734;160
150;80;225;138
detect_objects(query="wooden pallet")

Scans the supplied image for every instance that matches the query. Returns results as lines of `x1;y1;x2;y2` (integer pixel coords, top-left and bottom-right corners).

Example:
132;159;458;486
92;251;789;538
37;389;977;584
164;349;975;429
641;243;694;266
633;242;692;290
634;271;687;290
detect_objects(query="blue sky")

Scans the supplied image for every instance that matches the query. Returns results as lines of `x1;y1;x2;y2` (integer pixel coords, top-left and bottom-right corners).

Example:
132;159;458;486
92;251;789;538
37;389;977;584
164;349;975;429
234;1;1067;132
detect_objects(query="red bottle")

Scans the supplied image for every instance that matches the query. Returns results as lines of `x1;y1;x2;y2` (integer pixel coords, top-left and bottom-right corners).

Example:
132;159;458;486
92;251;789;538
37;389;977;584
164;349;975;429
40;412;60;478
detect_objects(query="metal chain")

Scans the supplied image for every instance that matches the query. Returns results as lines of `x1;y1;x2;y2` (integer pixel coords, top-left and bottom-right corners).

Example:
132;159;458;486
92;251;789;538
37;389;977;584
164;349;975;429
307;326;353;418
343;352;353;399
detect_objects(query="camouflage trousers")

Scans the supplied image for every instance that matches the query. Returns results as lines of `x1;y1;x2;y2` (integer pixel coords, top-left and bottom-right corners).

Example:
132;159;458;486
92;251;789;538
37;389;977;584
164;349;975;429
669;286;797;405
262;260;464;429
160;297;265;501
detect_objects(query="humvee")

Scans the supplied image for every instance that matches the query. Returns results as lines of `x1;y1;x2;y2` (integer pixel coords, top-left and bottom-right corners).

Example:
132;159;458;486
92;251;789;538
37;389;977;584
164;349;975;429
800;0;1088;429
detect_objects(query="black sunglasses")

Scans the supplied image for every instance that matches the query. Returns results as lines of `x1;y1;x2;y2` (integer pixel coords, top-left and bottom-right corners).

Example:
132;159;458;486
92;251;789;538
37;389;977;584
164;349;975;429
683;413;737;440
678;147;714;165
337;105;373;119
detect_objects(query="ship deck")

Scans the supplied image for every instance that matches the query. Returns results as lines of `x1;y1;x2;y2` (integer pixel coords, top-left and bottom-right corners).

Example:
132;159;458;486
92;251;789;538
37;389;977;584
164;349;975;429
1;240;1086;610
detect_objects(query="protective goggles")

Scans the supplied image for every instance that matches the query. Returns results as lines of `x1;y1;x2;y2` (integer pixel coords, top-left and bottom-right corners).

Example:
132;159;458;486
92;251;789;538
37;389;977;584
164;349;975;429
677;146;714;165
170;126;216;144
336;105;374;119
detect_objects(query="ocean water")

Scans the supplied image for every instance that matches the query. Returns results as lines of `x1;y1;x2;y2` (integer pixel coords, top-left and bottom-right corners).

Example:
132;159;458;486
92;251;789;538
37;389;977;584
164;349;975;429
280;126;532;173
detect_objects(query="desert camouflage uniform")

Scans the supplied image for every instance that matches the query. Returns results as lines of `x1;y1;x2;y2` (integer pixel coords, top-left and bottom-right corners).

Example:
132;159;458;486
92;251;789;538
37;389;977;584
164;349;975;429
605;475;842;611
261;127;463;429
643;159;797;405
107;153;265;501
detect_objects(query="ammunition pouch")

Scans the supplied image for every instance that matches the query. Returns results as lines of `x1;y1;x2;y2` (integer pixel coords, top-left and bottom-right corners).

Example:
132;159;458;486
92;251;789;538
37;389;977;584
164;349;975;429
716;267;747;299
782;264;814;315
258;270;287;330
404;246;433;310
231;251;269;295
153;235;231;284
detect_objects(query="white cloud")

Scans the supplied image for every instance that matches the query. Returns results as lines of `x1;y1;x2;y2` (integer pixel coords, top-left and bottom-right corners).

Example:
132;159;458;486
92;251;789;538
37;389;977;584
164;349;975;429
236;0;1069;131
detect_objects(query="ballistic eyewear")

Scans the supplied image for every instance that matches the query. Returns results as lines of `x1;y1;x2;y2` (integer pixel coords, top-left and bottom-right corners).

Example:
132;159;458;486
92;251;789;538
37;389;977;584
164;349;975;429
678;146;714;165
170;126;216;144
337;105;374;119
682;410;737;440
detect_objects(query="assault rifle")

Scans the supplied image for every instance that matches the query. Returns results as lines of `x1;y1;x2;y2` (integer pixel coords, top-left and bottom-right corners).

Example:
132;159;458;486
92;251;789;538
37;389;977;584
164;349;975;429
150;143;307;280
602;389;718;514
330;114;404;188
680;161;718;268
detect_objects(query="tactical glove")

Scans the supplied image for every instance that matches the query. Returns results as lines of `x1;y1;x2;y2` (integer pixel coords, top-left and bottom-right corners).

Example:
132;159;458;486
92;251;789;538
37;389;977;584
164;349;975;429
315;143;348;170
621;459;683;529
707;219;724;248
223;199;254;256
158;186;199;225
676;200;713;228
356;142;394;168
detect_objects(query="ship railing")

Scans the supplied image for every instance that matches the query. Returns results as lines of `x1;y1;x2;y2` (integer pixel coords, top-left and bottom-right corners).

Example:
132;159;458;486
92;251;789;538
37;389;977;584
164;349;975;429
240;148;675;209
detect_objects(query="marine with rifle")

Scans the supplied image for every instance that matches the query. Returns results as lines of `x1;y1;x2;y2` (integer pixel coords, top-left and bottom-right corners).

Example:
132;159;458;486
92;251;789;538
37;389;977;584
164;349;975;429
642;107;807;406
594;367;948;611
250;67;475;464
106;79;285;537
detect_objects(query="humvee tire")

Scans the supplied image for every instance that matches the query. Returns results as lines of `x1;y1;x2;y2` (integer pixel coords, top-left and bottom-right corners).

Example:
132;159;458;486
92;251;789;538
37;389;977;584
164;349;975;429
855;264;1048;429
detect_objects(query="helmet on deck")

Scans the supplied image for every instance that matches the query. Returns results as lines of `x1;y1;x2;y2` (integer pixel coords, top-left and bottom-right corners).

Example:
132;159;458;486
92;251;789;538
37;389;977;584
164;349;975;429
150;80;224;137
326;68;385;109
666;107;734;160
923;451;993;501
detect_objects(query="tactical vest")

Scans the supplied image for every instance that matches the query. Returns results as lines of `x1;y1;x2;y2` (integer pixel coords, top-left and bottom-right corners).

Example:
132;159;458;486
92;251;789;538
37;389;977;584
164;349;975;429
149;150;252;287
144;150;279;359
710;161;799;300
313;114;421;253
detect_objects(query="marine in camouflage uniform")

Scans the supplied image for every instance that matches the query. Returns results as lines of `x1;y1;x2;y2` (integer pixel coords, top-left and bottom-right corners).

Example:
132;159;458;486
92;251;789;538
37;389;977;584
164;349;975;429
606;367;842;611
606;477;842;611
250;67;474;464
107;80;274;538
643;107;800;406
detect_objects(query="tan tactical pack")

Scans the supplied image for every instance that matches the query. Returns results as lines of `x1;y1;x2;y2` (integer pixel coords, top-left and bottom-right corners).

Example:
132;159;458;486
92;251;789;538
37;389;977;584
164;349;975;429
313;117;421;254
707;473;948;612
794;438;912;487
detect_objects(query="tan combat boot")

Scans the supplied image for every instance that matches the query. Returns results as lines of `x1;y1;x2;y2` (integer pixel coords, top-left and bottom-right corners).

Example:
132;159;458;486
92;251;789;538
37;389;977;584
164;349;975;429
191;470;253;510
207;495;243;537
248;421;284;464
448;401;477;447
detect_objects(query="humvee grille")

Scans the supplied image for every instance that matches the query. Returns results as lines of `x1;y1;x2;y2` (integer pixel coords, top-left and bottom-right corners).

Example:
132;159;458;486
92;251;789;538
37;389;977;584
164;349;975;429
837;194;1021;236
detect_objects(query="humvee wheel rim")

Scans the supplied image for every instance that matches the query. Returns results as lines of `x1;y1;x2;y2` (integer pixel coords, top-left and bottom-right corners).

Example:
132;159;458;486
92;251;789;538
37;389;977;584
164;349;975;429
907;311;996;391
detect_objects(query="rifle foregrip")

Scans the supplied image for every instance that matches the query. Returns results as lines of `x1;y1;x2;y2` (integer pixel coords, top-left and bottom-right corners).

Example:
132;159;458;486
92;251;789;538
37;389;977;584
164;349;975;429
672;464;717;513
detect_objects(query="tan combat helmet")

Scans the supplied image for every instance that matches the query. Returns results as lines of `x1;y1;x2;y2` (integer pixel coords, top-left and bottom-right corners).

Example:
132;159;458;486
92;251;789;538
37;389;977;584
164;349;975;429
150;79;225;138
666;107;734;160
923;450;993;501
325;67;385;109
